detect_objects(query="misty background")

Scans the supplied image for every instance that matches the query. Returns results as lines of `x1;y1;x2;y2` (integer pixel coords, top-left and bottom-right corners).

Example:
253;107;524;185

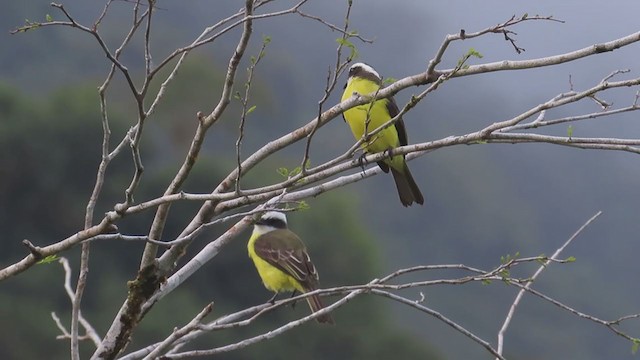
1;0;640;359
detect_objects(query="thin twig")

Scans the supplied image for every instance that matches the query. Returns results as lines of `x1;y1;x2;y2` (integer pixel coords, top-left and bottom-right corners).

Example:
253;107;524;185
426;14;562;76
57;258;102;348
164;285;370;358
96;1;258;357
141;303;214;360
120;248;637;359
138;0;258;267
301;0;356;175
129;256;548;358
511;281;640;344
144;0;310;100
294;8;372;43
235;38;270;193
500;104;639;132
496;211;603;358
93;0;114;29
70;243;89;360
143;0;154;76
372;289;506;360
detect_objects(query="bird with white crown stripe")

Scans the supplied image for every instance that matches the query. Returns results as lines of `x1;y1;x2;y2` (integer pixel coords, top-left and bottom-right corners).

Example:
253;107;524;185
341;62;424;207
247;211;334;324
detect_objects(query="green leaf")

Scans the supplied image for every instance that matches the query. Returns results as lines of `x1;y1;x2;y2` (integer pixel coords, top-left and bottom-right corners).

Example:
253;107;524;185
297;201;310;210
567;125;574;138
565;256;576;263
336;37;358;60
262;35;271;44
290;166;302;177
632;338;640;354
383;77;396;85
481;279;492;285
277;167;289;177
500;252;520;264
46;14;53;22
37;255;59;265
233;91;241;100
467;47;484;59
246;105;257;114
457;48;484;68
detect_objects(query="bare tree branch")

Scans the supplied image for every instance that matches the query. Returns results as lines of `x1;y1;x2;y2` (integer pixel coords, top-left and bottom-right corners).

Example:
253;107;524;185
294;7;372;43
372;289;506;360
71;243;89;360
55;258;102;348
441;31;640;80
163;285;370;358
120;254;570;359
511;281;640;345
138;0;259;269
141;303;214;360
0;217;115;281
96;1;259;356
427;14;563;75
235;38;270;193
496;211;603;358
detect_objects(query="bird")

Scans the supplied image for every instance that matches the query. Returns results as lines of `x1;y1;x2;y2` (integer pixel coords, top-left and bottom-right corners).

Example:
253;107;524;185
247;211;334;324
341;62;424;207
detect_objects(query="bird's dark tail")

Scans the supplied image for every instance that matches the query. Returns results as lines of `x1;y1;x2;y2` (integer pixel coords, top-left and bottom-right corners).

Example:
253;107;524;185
390;162;424;207
305;293;335;325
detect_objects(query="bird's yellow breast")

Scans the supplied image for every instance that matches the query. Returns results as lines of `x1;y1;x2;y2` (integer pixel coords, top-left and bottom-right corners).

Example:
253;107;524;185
342;77;403;169
248;233;303;293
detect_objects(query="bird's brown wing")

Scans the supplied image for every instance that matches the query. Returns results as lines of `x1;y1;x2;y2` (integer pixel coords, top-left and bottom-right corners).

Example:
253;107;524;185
253;229;319;288
386;96;408;146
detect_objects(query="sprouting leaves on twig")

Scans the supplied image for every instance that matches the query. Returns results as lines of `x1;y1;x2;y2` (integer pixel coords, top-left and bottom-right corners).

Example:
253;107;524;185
500;251;520;264
296;200;310;211
456;47;484;69
276;167;289;178
383;77;397;86
37;255;60;265
276;159;311;179
336;37;358;61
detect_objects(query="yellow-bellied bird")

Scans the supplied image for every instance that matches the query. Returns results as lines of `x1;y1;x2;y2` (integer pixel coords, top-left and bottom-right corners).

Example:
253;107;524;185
342;62;424;207
247;211;334;324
